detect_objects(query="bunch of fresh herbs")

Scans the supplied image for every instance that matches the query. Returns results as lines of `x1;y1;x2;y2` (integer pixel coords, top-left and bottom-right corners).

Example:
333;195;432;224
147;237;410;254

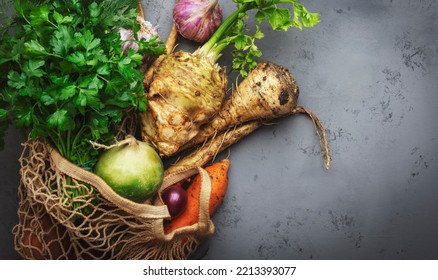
0;0;13;149
0;0;165;166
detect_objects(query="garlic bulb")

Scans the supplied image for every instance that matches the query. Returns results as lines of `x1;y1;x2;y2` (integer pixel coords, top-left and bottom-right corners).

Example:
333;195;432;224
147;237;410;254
173;0;223;43
120;16;159;53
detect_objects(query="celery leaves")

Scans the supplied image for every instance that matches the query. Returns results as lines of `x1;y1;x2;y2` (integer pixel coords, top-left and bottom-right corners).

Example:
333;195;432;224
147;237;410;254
200;0;320;77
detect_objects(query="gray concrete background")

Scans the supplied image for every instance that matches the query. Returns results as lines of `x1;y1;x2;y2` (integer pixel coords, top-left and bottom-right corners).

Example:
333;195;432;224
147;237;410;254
1;0;437;259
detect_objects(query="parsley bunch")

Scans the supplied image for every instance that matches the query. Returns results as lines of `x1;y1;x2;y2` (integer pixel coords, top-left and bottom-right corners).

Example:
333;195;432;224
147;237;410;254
196;0;320;76
0;0;165;166
0;0;13;149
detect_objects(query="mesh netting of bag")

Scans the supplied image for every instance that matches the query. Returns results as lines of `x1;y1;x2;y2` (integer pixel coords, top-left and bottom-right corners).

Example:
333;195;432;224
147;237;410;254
12;140;210;260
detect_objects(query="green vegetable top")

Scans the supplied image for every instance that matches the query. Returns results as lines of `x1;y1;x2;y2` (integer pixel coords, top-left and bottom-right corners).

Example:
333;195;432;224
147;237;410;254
0;0;12;150
196;0;320;77
0;0;165;166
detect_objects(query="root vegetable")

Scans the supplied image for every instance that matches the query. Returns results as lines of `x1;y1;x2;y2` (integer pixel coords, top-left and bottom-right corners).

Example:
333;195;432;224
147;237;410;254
179;61;299;152
161;182;188;218
140;1;320;157
164;159;230;234
140;50;227;157
173;61;331;169
165;120;261;176
19;214;71;260
94;138;164;203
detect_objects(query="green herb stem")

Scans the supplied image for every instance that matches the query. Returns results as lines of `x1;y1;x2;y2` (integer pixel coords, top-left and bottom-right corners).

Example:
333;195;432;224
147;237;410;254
194;0;320;76
196;3;250;62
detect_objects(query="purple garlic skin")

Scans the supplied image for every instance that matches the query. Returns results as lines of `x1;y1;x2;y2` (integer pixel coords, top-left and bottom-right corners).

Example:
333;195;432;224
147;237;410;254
173;0;223;43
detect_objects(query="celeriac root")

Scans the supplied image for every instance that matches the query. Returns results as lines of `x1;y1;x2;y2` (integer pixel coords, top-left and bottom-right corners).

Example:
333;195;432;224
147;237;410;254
145;24;179;85
141;12;228;157
141;50;227;157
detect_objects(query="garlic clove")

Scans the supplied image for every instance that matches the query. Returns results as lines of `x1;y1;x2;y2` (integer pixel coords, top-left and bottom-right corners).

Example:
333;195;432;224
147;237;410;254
173;0;223;43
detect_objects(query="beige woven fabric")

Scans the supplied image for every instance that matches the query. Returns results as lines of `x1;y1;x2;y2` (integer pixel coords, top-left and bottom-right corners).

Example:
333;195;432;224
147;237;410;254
13;140;214;259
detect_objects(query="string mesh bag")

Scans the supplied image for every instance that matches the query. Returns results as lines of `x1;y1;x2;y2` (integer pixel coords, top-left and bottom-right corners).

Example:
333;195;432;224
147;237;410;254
12;136;215;260
11;1;222;260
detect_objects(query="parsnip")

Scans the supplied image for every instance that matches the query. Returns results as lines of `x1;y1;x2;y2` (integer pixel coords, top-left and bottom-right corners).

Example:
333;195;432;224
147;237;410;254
179;61;299;152
173;61;331;169
164;120;261;176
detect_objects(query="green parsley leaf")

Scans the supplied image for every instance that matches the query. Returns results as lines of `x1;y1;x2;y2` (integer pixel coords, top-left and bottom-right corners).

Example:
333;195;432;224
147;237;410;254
255;10;266;22
88;76;104;90
254;25;264;39
59;85;77;100
66;51;86;66
24;40;47;54
50;25;76;56
29;5;50;26
76;88;100;110
40;94;55;106
7;71;26;89
23;60;46;78
15;109;32;127
96;64;111;76
77;30;101;52
49;74;69;85
89;2;101;18
47;109;75;131
293;3;320;28
53;10;73;25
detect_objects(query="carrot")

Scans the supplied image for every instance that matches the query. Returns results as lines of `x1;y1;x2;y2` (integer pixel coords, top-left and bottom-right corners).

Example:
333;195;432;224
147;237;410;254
164;159;230;234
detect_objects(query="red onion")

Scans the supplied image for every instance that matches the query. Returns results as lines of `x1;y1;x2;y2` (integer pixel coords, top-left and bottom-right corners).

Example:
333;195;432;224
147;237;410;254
173;0;223;43
161;182;188;218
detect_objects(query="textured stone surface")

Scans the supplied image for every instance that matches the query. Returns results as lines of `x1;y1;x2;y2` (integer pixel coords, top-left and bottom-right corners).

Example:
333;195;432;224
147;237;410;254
1;0;437;259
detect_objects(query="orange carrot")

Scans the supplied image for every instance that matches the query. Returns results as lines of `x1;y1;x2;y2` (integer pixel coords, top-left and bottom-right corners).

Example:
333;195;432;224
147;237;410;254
164;159;230;234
